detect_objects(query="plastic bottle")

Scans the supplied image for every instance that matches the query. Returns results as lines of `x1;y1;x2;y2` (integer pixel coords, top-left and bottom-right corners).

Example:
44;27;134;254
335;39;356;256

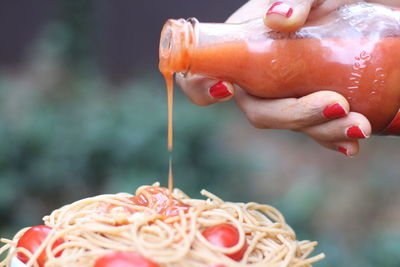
159;3;400;134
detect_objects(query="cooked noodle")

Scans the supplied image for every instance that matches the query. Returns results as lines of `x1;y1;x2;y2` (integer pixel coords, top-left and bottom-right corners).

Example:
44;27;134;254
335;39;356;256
0;183;324;267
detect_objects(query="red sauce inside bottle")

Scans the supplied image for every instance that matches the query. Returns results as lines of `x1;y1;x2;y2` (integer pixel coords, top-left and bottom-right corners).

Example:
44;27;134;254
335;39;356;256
188;38;400;133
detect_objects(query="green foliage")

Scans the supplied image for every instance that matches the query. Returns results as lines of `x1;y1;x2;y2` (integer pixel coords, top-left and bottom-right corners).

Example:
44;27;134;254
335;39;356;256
363;231;400;267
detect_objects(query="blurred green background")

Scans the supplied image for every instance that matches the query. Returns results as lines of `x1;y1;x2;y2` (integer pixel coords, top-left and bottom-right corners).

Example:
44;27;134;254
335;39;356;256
1;0;400;266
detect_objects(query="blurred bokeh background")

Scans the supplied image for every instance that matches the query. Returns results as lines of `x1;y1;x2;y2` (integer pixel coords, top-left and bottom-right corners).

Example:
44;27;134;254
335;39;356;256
0;0;400;266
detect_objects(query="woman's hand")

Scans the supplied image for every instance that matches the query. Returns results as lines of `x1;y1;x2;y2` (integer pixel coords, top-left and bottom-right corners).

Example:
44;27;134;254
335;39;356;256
177;0;399;157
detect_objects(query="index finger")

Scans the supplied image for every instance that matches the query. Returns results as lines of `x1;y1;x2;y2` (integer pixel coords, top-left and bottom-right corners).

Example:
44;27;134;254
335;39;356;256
176;73;235;106
235;88;350;130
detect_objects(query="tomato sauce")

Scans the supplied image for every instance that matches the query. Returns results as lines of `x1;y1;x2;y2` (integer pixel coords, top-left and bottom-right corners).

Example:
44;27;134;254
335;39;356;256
164;72;174;152
130;186;190;217
161;71;175;193
99;186;190;222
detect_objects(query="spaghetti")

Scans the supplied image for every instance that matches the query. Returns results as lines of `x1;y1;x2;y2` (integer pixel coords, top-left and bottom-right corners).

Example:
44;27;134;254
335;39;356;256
0;183;324;267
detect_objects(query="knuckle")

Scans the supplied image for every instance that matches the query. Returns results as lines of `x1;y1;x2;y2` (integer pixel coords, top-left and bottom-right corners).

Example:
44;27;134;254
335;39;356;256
188;96;212;107
244;108;266;129
247;114;264;129
287;110;315;130
345;112;368;125
250;121;266;129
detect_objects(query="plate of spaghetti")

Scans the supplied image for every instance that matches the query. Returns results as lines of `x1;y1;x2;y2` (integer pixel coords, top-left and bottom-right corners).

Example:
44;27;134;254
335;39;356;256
0;183;324;267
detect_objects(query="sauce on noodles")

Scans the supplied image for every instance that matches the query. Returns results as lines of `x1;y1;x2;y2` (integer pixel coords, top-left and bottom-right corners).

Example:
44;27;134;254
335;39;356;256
130;186;190;217
99;185;190;220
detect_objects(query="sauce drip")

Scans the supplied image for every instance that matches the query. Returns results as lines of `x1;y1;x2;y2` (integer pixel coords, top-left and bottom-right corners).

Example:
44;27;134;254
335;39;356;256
168;156;173;194
165;72;174;152
100;69;180;220
162;71;175;192
130;186;190;217
159;18;193;192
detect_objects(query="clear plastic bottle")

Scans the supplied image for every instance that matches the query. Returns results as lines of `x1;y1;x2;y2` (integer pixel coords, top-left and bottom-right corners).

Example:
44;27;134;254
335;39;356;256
159;3;400;134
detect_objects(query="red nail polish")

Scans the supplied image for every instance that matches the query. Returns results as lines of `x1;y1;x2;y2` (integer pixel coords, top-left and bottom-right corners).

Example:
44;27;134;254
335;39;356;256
346;126;367;139
266;2;293;18
209;81;232;99
323;103;347;119
338;146;350;156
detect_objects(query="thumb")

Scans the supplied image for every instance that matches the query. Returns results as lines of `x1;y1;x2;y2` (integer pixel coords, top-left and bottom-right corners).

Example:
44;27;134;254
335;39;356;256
264;0;314;32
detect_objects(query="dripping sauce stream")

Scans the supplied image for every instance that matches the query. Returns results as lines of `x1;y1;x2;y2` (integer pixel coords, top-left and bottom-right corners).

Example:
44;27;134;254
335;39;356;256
163;71;174;193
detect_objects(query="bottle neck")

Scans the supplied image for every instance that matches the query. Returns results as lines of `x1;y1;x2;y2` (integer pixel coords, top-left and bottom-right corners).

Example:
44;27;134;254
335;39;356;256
159;18;196;76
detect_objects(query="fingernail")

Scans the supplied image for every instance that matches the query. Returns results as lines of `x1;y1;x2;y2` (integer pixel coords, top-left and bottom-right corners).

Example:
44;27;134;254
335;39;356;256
338;146;350;157
266;2;293;18
346;126;368;139
209;81;232;99
323;103;347;119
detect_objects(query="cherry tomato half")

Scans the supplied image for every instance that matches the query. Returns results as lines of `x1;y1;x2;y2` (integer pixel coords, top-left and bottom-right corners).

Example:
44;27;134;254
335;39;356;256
17;225;63;267
202;223;248;261
94;251;158;267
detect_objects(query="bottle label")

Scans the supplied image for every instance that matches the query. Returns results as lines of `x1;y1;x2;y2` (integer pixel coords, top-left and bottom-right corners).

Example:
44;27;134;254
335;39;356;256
382;110;400;135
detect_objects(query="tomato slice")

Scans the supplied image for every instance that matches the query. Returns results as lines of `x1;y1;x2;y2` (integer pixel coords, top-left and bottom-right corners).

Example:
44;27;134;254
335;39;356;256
16;225;63;267
202;224;248;261
94;251;158;267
